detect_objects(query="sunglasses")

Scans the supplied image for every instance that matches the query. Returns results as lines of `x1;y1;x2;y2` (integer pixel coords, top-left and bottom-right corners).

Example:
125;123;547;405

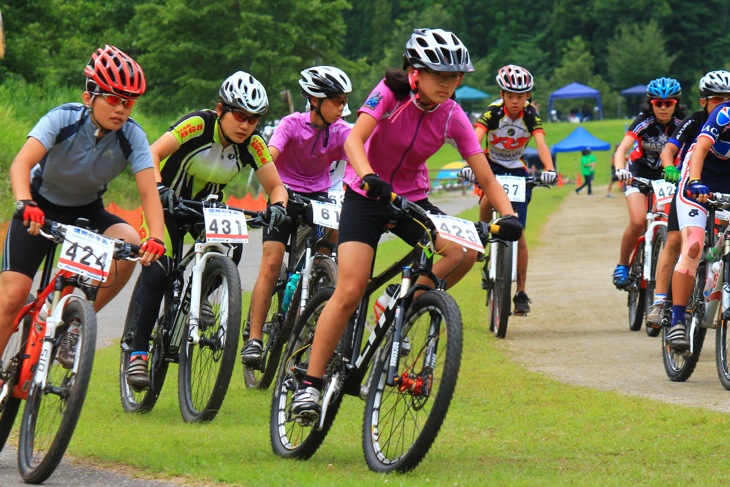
650;99;677;108
707;95;730;103
223;105;261;124
93;92;137;109
328;96;349;107
422;68;465;82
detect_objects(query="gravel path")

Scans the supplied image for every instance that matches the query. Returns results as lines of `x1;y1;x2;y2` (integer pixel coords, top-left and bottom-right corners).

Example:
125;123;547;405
506;187;730;412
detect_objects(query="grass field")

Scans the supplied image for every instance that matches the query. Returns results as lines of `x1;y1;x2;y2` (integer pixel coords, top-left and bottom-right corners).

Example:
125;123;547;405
10;184;722;486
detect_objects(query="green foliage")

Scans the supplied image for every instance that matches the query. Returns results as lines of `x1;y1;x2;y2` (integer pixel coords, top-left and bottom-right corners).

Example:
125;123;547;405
606;21;677;89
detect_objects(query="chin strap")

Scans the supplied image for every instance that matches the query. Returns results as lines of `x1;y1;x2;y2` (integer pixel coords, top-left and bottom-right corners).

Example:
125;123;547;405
308;99;331;147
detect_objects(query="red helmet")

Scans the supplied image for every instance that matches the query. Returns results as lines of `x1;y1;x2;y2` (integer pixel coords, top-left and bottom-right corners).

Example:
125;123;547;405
84;45;146;98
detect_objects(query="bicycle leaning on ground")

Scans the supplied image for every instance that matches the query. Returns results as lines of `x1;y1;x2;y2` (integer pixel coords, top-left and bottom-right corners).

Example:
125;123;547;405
481;175;548;338
119;196;266;422
242;192;339;389
660;191;730;383
625;176;675;337
0;218;140;484
269;193;499;473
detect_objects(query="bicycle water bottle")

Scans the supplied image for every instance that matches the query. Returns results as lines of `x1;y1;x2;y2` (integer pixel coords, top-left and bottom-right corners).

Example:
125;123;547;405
704;261;721;301
371;284;399;325
282;272;301;313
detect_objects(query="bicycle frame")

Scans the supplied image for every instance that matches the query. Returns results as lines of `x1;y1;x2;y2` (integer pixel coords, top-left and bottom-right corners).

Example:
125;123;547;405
629;178;669;289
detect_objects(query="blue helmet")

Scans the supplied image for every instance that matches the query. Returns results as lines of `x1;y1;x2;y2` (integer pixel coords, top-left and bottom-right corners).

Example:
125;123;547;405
647;77;681;99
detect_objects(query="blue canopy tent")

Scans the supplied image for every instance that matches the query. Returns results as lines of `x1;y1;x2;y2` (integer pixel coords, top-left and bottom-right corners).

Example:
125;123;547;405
620;84;647;96
552;126;611;152
548;82;604;120
455;85;490;115
619;84;647;117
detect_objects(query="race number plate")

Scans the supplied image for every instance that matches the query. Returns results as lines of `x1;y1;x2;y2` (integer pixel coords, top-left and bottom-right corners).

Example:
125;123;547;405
203;207;248;243
311;200;342;229
496;175;526;203
58;226;115;281
428;214;484;253
651;180;676;207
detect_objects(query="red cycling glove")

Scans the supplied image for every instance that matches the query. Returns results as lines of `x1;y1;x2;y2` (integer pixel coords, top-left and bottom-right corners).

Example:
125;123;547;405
139;237;166;258
14;200;45;225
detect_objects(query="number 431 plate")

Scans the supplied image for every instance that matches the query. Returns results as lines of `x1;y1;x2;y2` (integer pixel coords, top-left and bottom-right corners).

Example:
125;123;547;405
204;207;249;243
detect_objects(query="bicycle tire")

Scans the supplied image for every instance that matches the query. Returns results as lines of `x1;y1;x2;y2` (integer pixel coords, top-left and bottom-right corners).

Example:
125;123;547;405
628;240;646;331
119;279;172;413
0;294;34;452
270;287;342;460
645;227;666;337
716;318;730;389
362;290;463;473
243;262;286;390
178;255;242;423
662;263;706;382
18;298;96;484
309;257;338;296
488;242;512;338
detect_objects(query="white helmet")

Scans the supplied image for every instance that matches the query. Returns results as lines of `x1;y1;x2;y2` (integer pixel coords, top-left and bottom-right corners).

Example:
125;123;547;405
299;66;352;98
404;28;474;73
219;71;269;114
496;65;534;93
699;70;730;97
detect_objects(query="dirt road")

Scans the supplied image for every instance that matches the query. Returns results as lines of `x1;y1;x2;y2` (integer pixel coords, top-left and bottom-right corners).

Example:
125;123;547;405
508;187;730;412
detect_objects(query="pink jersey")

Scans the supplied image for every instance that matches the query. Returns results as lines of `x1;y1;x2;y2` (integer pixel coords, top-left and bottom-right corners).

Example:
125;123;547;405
344;79;483;201
268;112;350;193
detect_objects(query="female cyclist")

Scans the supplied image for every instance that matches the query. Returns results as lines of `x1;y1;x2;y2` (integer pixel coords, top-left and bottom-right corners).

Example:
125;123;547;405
646;71;730;328
666;95;730;350
0;45;166;361
612;77;686;289
124;71;288;390
240;66;352;367
287;28;523;421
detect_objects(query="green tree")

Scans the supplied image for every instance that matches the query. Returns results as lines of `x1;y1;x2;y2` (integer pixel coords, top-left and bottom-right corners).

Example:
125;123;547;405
605;21;676;89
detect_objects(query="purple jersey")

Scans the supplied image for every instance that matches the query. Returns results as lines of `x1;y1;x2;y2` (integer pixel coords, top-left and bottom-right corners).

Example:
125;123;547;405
344;79;483;201
268;112;350;193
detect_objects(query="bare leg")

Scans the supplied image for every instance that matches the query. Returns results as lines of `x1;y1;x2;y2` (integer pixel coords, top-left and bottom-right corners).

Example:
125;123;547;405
247;241;286;341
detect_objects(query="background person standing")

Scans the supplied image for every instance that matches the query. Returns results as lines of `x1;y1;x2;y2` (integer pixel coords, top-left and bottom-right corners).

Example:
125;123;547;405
575;148;596;195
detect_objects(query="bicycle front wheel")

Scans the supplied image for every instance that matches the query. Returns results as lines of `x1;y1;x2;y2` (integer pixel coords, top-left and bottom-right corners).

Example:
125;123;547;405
243;263;286;390
270;287;341;460
178;255;242;422
662;263;706;382
363;290;463;473
120;279;172;413
18;298;96;484
716;318;730;389
645;227;666;337
628;241;646;331
488;242;512;338
0;294;34;452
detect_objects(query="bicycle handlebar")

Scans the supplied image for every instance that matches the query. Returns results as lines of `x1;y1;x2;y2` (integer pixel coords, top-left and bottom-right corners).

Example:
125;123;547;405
39;219;141;261
170;197;272;229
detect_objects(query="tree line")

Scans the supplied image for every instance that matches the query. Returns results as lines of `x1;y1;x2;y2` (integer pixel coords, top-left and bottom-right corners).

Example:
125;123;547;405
1;0;729;121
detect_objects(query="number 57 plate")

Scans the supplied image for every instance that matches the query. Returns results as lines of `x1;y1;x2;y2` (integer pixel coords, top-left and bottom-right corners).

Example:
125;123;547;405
427;214;484;252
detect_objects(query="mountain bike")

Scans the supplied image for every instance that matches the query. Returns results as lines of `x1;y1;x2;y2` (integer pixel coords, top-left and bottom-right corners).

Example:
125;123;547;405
661;192;730;382
242;192;338;389
119;197;265;422
625;177;674;337
0;218;139;484
270;195;496;472
483;176;548;338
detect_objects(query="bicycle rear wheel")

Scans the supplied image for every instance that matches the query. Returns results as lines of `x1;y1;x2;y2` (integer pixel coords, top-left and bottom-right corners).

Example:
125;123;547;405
628;241;646;331
18;298;96;484
645;227;666;337
243;263;286;390
178;255;242;422
662;263;706;382
488;242;512;338
716;318;730;389
270;287;342;460
120;280;172;413
363;290;463;473
0;294;34;452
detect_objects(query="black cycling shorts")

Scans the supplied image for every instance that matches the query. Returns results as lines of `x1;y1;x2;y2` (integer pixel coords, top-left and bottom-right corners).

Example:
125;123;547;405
337;187;444;250
2;196;129;278
262;191;328;245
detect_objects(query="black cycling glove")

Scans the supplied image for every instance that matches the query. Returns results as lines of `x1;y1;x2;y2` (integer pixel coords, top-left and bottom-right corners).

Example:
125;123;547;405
494;214;523;242
157;184;179;213
361;174;392;203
